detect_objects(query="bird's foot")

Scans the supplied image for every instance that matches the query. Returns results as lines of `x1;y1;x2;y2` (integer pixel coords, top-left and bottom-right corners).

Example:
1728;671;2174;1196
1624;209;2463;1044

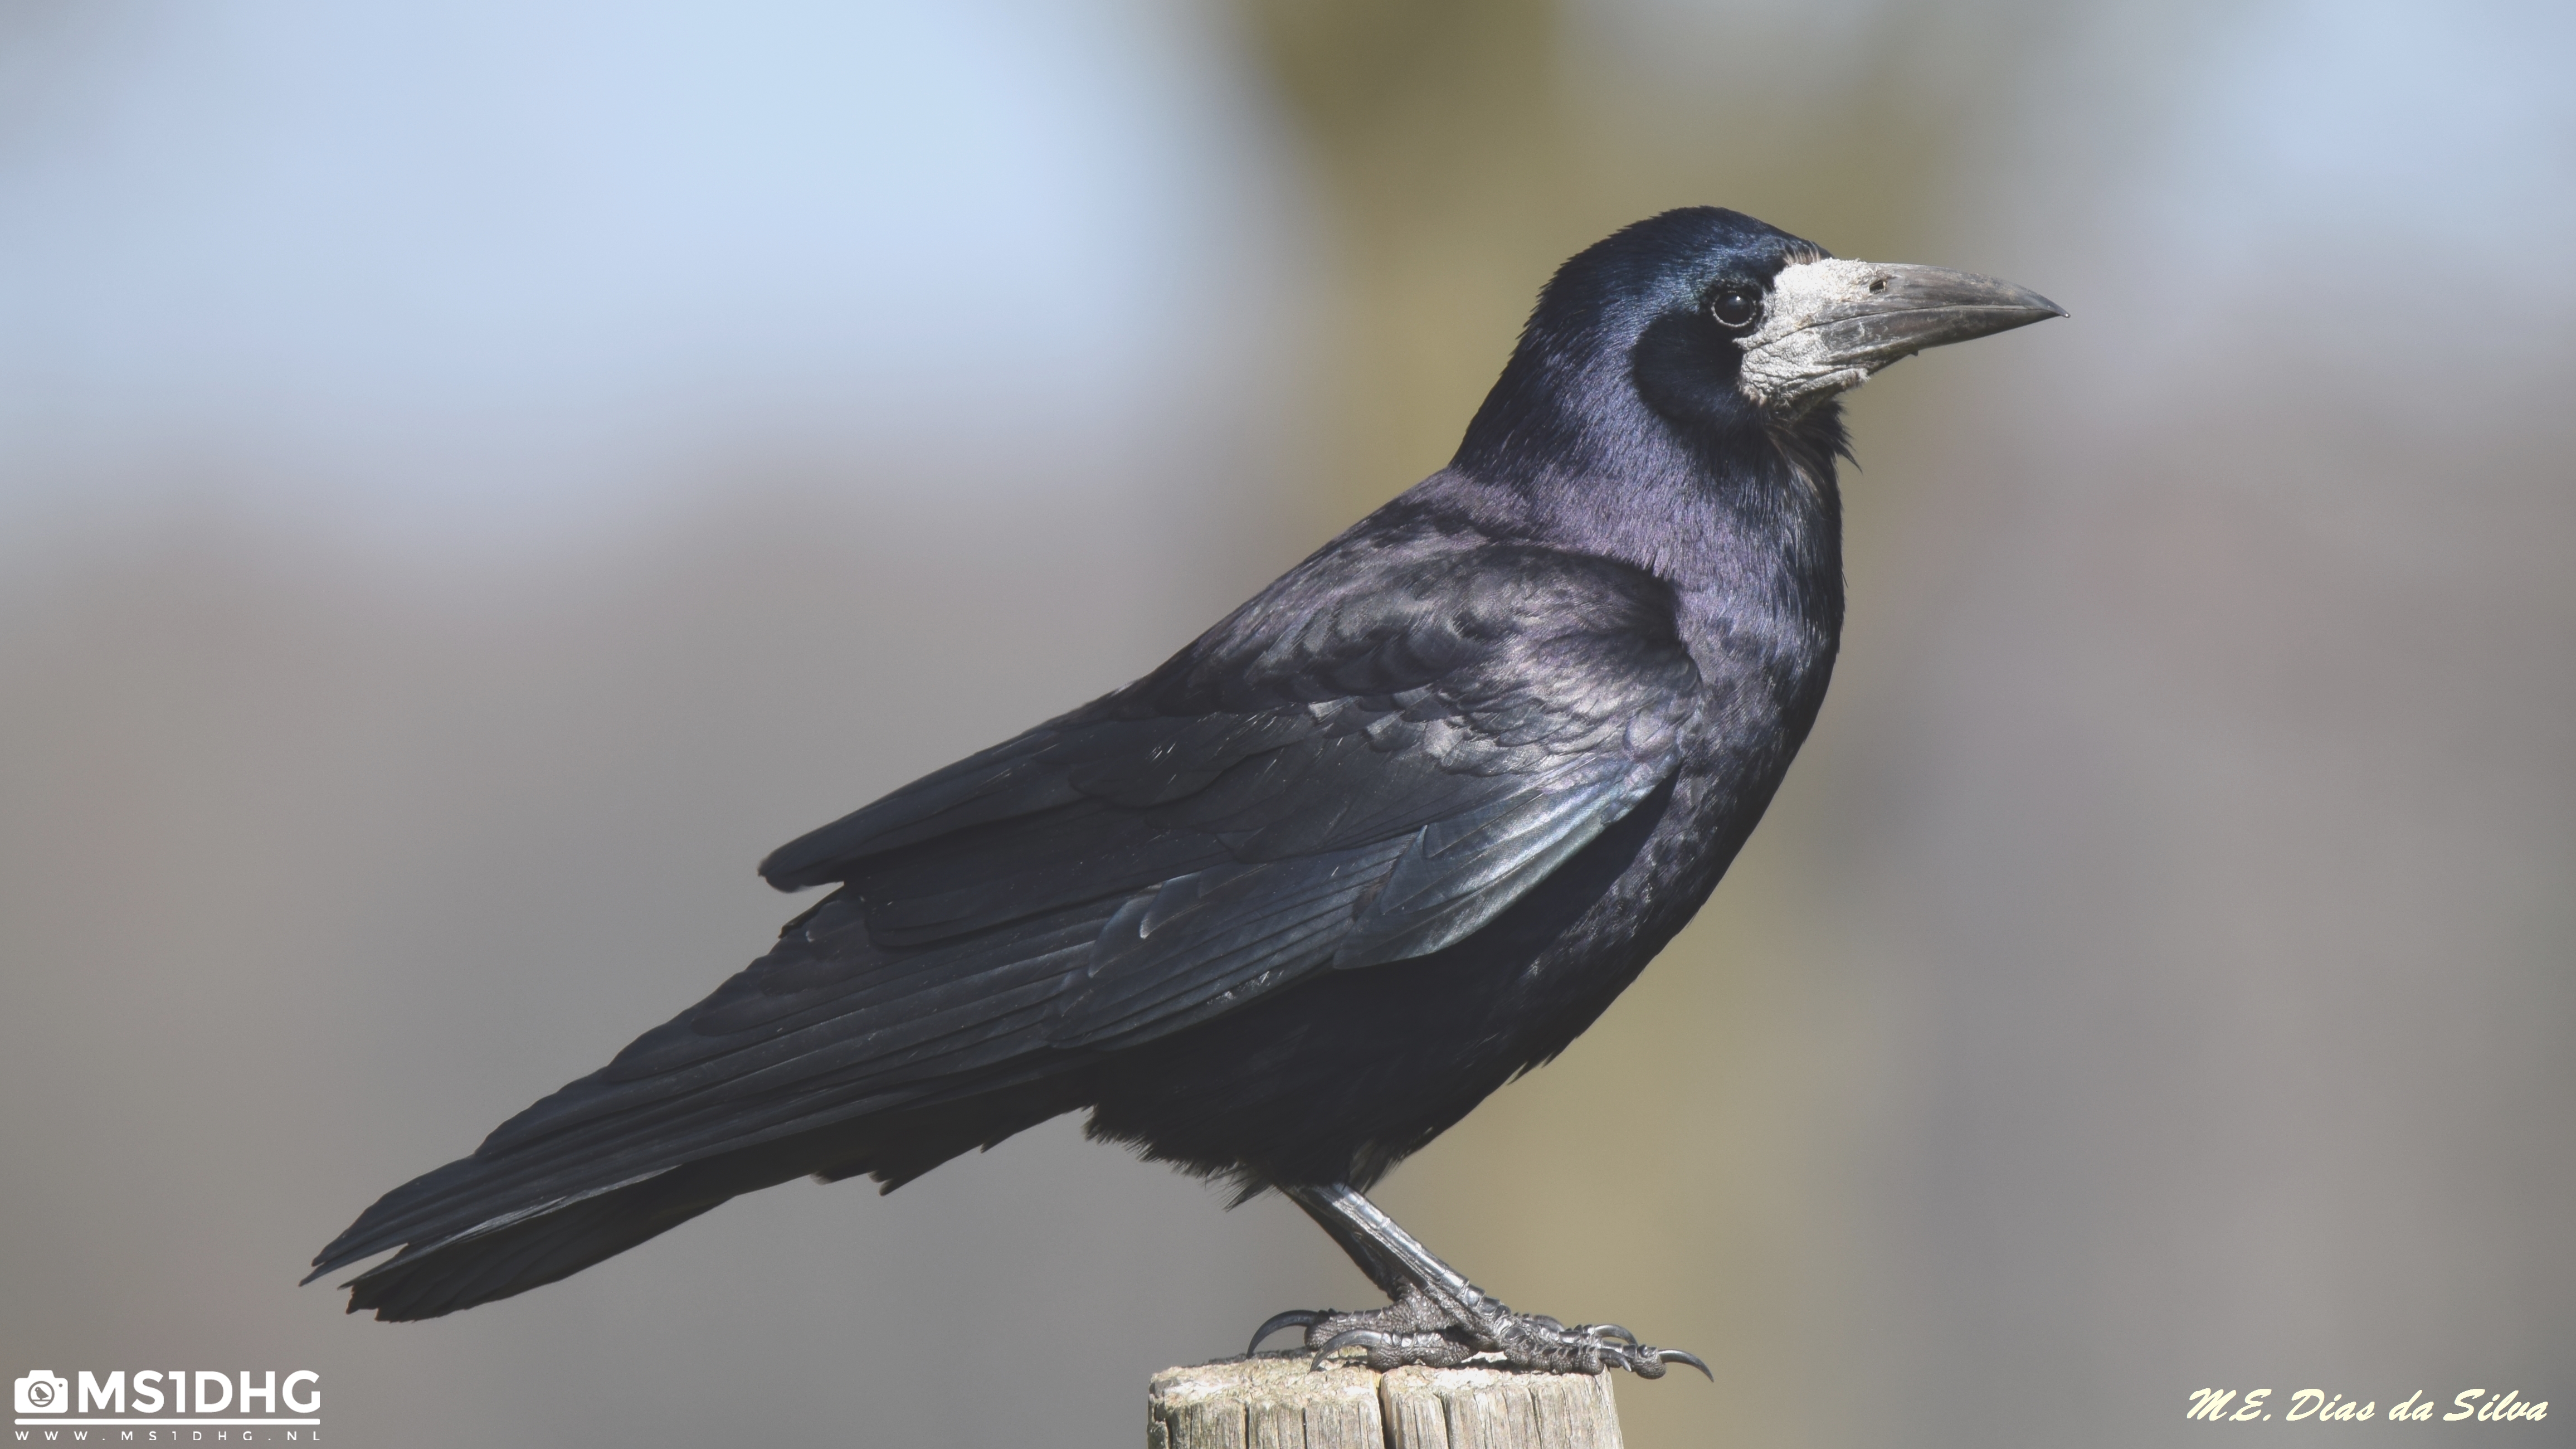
1248;1288;1709;1379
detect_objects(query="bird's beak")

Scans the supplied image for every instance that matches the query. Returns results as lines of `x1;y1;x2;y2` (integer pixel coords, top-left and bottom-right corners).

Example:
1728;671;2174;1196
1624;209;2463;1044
1737;258;2064;418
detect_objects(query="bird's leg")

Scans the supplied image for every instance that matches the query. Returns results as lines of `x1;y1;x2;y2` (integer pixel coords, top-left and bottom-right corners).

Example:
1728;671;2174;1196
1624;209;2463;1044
1245;1183;1710;1379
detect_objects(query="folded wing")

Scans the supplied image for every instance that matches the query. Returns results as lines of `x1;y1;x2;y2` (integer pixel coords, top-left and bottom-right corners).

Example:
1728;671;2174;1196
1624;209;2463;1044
310;536;1701;1290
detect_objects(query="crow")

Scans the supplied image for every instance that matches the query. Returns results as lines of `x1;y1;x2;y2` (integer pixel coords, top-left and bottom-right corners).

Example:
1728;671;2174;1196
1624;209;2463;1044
308;207;2058;1377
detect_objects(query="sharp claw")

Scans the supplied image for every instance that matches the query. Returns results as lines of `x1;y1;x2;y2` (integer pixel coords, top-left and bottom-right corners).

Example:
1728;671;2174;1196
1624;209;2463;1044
1274;1297;1696;1380
1310;1329;1396;1371
1248;1309;1327;1356
1650;1347;1715;1381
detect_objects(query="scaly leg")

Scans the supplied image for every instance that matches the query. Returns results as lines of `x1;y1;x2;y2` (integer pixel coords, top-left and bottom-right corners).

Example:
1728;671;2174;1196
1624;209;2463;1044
1244;1183;1710;1379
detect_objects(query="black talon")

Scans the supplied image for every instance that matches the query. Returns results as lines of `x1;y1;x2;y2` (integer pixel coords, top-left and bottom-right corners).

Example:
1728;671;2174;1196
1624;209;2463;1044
1651;1347;1715;1381
1310;1328;1397;1370
1586;1322;1639;1345
1248;1309;1326;1356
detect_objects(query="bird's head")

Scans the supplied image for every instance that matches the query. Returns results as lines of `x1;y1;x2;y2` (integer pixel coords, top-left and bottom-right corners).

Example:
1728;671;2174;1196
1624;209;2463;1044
1458;207;2061;472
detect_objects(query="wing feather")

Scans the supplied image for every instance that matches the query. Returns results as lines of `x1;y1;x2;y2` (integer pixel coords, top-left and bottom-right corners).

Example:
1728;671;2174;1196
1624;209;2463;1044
313;533;1702;1282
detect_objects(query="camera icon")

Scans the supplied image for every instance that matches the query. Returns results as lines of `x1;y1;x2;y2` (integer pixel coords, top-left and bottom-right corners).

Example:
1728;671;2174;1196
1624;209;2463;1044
15;1370;69;1414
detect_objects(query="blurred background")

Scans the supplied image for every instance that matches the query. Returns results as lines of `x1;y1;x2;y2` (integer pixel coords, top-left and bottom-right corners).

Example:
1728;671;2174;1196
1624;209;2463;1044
3;1;2570;1445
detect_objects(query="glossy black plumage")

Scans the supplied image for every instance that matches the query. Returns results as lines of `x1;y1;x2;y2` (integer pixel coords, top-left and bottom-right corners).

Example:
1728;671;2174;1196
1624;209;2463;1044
310;207;2059;1334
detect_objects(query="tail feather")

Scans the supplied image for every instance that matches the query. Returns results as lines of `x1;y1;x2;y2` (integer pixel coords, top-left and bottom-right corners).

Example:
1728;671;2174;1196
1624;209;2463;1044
317;1074;1092;1320
344;1175;728;1321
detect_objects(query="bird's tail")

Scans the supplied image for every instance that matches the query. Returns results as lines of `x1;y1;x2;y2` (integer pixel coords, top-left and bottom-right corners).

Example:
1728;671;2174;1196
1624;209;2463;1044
312;1074;1092;1321
338;1170;732;1321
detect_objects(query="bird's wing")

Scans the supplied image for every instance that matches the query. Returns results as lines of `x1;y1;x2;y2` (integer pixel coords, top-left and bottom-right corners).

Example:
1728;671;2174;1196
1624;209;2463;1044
750;537;1701;1053
311;538;1698;1276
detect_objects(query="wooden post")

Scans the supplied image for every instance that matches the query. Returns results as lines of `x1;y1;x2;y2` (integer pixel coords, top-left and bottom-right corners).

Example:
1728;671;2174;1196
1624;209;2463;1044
1148;1355;1623;1449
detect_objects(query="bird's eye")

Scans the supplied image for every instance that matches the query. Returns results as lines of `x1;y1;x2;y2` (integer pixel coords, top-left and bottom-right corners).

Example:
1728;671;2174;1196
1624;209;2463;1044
1709;287;1761;330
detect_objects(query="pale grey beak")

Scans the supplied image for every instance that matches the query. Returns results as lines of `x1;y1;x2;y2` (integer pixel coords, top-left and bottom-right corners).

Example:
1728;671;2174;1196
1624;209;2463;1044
1738;257;2064;417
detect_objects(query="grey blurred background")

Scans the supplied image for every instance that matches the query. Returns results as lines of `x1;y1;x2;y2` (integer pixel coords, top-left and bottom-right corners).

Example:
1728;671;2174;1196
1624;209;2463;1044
3;1;2570;1445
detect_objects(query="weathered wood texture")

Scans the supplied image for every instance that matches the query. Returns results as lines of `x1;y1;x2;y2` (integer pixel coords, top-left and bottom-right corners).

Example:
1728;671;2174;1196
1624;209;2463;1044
1149;1355;1622;1449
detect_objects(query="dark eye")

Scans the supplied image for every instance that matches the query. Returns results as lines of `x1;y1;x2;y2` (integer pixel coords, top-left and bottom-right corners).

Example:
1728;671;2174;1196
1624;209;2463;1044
1709;286;1761;330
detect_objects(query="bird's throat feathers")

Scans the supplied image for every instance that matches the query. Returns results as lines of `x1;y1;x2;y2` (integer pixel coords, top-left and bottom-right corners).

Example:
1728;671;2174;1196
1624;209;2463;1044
1438;385;1847;658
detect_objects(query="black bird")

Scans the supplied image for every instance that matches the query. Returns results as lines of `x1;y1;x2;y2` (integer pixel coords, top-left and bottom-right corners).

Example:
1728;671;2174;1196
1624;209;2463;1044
309;207;2058;1376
